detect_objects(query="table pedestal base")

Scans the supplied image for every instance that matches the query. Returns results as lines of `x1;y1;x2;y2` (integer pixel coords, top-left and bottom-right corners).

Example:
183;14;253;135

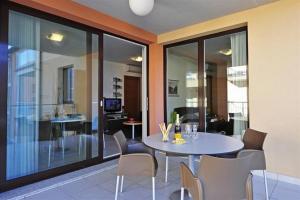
169;190;191;200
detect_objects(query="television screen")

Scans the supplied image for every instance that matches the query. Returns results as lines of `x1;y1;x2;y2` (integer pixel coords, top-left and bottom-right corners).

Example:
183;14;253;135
104;98;122;113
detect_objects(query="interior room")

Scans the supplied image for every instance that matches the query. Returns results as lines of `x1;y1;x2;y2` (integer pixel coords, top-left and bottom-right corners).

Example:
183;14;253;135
166;31;248;137
102;34;144;158
7;11;100;179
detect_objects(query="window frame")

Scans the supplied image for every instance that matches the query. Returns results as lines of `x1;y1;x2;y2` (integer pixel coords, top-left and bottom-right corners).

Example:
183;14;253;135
163;27;249;131
0;0;150;191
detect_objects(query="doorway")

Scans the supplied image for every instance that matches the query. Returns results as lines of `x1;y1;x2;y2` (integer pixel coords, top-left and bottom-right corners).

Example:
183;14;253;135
124;76;141;120
102;34;147;158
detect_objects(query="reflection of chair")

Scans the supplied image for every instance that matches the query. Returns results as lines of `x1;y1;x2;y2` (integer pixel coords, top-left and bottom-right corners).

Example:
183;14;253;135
48;120;87;167
180;155;254;200
174;107;199;123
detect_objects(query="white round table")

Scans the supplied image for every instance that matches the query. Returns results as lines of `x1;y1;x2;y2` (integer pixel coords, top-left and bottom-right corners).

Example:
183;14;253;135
144;132;244;174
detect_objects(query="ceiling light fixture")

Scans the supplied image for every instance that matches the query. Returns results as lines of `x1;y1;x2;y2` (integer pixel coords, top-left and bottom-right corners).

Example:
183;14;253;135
46;33;64;42
129;0;154;16
219;49;232;56
131;56;143;62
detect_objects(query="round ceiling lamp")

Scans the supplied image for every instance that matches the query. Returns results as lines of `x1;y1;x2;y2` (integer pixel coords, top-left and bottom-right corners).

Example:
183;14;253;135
129;0;154;16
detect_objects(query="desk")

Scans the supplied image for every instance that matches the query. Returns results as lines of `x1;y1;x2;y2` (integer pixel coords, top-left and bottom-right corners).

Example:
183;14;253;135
123;121;142;140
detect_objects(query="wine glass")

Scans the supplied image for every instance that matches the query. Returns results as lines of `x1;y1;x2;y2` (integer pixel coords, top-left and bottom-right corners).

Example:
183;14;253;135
185;124;191;137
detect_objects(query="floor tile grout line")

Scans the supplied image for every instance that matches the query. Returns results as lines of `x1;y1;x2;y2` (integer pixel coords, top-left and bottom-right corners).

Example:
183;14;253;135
7;164;117;200
269;173;279;199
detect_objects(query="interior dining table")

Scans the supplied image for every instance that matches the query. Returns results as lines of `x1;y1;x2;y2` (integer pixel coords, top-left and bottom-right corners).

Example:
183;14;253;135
144;132;244;199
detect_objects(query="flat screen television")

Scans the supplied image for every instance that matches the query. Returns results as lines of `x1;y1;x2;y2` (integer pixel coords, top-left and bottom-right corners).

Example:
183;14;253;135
104;98;122;113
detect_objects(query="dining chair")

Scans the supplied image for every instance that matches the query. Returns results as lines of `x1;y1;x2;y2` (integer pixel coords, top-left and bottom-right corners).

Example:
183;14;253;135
179;162;203;200
242;128;268;199
179;155;254;200
238;149;268;200
242;128;267;150
113;130;154;155
115;153;157;200
113;130;157;198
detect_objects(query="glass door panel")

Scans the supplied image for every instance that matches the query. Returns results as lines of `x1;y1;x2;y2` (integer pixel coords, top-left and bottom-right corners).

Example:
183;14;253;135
166;42;200;128
7;10;100;180
204;31;248;137
102;34;144;158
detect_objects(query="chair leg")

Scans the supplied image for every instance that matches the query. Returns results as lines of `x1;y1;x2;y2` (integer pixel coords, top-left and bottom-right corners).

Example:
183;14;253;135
115;176;120;200
165;156;169;183
103;134;106;149
181;187;184;200
48;140;52;168
120;176;124;192
78;135;82;156
61;137;65;160
263;170;269;200
152;177;155;200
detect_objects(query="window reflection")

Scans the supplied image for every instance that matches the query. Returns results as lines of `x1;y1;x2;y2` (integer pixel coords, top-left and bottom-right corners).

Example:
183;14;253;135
7;11;99;180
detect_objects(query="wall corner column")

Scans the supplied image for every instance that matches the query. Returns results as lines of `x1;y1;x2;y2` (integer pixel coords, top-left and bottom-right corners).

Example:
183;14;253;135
149;43;164;135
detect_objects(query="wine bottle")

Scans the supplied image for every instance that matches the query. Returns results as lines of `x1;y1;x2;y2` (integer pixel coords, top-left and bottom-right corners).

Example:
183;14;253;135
174;114;181;135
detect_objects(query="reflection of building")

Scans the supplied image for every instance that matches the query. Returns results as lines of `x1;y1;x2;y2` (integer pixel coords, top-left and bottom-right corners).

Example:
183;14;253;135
227;65;248;118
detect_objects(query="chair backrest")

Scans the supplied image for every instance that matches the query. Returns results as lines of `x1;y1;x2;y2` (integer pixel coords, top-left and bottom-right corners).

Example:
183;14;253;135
113;130;127;154
243;128;267;150
197;155;253;200
118;153;156;177
180;162;203;200
238;149;266;170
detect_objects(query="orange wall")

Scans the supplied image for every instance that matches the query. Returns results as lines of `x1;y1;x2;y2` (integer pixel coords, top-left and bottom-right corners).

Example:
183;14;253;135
12;0;156;44
149;44;164;134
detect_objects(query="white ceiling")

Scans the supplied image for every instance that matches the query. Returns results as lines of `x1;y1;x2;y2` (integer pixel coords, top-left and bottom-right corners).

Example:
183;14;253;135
39;20;143;66
104;34;143;66
74;0;277;34
169;34;232;65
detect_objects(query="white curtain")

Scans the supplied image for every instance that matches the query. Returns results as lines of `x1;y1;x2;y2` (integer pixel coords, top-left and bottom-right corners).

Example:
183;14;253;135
7;11;40;179
231;32;247;67
229;32;248;136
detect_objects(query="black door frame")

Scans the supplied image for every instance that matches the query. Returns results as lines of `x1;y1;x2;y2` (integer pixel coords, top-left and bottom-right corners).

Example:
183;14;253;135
0;1;149;191
163;27;249;131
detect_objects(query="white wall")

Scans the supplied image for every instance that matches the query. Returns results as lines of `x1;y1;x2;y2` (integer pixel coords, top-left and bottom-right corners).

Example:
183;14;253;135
166;53;197;122
40;52;86;118
40;54;143;124
102;60;142;107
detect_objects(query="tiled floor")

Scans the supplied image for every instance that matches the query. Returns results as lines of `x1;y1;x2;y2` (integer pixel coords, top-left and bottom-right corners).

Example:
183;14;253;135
1;153;300;200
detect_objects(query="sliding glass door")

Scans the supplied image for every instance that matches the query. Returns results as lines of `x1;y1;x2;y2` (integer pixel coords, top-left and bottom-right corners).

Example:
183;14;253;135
165;28;248;137
7;10;101;180
204;31;248;136
165;42;202;125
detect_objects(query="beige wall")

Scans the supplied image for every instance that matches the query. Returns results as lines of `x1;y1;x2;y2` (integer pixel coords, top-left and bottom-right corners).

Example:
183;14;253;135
157;0;300;178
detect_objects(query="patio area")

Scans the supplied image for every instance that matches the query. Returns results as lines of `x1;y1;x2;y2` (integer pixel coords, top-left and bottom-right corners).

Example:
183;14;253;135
1;153;300;200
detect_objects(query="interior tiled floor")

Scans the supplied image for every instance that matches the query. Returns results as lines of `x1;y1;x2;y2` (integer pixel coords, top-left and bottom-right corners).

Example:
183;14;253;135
1;153;300;200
